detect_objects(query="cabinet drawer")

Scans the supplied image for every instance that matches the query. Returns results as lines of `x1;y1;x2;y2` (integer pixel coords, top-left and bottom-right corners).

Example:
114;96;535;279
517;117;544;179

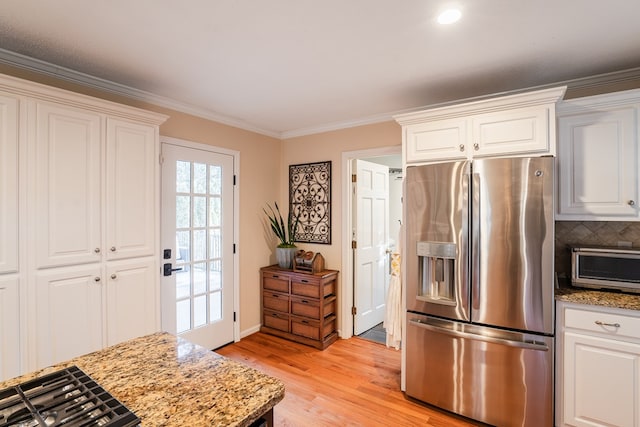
262;272;290;293
291;295;336;319
292;278;334;298
564;306;640;340
263;292;289;313
263;310;290;333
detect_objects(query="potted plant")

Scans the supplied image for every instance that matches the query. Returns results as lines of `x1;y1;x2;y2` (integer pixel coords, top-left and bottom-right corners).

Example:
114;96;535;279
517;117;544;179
264;202;300;269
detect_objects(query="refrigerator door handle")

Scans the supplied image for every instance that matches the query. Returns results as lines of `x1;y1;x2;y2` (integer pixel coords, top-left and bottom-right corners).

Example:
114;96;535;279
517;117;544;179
470;172;481;310
408;318;549;352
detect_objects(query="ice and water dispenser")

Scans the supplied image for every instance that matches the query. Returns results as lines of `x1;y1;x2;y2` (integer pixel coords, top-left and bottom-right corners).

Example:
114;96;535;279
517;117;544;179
416;241;457;305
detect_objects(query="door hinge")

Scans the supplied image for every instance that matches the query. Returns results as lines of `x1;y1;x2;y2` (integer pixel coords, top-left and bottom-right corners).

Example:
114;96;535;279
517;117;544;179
352;240;357;249
233;243;236;254
159;153;164;165
233;174;237;185
352;174;357;183
233;312;237;322
352;306;357;315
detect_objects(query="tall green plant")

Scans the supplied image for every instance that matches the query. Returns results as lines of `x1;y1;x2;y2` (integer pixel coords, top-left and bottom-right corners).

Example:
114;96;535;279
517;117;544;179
263;202;300;248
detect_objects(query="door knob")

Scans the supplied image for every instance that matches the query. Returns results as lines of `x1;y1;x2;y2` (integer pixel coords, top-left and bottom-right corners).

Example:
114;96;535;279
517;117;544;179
629;200;636;206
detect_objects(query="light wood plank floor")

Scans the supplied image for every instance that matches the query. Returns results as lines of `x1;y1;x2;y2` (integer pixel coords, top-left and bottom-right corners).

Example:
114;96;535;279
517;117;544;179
216;332;482;427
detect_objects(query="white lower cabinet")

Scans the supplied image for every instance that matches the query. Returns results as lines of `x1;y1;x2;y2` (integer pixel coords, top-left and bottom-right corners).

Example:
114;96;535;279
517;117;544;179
105;258;157;346
557;301;640;427
0;277;20;382
35;265;103;368
34;258;157;369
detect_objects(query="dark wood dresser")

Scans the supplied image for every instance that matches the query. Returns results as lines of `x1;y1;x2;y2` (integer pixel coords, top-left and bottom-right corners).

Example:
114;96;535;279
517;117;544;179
260;265;338;349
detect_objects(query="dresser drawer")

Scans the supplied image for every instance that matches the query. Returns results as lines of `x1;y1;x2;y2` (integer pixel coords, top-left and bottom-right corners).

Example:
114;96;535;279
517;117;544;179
291;315;336;340
292;278;335;299
291;295;336;319
263;291;289;313
262;272;290;293
564;306;640;340
291;317;320;340
263;309;290;333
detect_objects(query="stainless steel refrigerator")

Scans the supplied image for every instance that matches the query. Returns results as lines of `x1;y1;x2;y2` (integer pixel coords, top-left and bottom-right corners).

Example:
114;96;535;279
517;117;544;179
405;156;554;427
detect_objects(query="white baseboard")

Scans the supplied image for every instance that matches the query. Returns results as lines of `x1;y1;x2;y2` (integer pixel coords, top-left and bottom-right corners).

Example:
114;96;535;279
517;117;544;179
240;324;261;339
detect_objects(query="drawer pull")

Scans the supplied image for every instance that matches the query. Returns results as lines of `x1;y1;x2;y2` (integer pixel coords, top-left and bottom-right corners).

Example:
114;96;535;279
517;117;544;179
301;300;309;304
301;320;309;324
301;279;309;283
595;320;621;328
271;294;279;298
272;275;279;278
271;313;279;318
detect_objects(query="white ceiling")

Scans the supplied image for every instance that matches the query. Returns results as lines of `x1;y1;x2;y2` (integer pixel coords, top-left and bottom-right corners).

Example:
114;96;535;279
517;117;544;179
1;0;640;138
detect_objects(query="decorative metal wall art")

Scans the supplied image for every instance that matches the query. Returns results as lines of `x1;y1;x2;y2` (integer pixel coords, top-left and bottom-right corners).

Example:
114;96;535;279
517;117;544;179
289;161;331;244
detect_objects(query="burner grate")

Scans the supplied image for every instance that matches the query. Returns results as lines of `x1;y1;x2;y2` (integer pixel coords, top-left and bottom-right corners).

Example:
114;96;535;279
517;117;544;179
0;366;140;427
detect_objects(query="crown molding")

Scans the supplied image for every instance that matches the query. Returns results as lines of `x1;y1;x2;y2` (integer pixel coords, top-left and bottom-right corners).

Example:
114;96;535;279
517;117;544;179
0;48;281;139
1;47;640;140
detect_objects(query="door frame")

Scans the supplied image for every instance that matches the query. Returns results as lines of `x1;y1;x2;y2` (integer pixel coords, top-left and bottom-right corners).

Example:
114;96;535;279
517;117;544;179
159;135;241;344
340;145;400;339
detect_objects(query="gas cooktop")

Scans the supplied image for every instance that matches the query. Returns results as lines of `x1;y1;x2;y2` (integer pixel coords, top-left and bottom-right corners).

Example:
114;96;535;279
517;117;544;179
0;366;140;427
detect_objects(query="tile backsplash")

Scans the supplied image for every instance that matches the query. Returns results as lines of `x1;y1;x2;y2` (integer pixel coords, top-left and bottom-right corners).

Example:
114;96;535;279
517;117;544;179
555;221;640;279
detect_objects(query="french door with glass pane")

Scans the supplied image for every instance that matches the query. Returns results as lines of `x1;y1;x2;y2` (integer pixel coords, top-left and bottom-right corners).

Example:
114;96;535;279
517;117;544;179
160;141;235;349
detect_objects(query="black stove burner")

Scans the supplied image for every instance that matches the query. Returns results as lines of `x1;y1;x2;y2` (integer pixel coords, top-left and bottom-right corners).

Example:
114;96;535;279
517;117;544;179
0;366;140;427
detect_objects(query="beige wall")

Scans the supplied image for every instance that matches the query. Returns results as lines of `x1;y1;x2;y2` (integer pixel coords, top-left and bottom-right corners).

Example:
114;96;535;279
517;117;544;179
282;122;402;332
0;64;281;334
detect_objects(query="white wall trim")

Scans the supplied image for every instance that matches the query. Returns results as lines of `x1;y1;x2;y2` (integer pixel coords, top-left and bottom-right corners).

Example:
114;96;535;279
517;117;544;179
240;324;261;339
159;135;242;343
340;145;401;339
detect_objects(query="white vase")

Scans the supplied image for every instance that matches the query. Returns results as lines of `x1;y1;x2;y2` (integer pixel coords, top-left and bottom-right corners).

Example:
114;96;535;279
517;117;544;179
276;247;297;269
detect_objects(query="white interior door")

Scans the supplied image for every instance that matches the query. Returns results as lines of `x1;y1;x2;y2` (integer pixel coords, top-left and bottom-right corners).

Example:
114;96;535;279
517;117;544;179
354;159;389;335
161;142;235;350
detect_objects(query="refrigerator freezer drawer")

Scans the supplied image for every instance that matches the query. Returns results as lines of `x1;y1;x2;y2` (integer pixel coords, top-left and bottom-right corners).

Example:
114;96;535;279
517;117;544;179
406;313;553;427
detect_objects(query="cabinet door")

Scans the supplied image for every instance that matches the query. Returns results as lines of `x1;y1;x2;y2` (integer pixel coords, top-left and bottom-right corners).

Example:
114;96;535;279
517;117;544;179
106;119;157;260
33;101;102;268
35;265;103;369
105;257;157;346
0;277;20;382
564;331;640;427
472;105;550;157
404;118;467;163
0;94;19;274
557;108;638;219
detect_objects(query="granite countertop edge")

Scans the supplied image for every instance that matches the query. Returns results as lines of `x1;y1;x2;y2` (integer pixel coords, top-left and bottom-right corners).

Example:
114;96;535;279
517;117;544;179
556;284;640;311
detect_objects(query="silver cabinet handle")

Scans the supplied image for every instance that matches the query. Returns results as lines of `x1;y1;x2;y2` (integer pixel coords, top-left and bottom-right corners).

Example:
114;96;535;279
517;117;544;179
459;144;465;152
110;274;117;280
629;200;635;206
473;143;479;151
94;248;101;253
110;246;116;252
595;320;620;328
94;277;101;282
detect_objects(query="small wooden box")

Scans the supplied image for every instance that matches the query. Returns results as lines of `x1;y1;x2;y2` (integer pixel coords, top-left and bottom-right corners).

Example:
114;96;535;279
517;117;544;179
293;251;325;274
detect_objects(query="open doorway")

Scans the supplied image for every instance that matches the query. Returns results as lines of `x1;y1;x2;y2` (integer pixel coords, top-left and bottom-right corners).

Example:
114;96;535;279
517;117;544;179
340;146;402;342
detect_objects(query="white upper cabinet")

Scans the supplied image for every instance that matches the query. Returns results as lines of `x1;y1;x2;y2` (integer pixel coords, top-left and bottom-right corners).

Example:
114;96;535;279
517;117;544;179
0;93;19;274
106;118;157;260
556;89;640;220
395;86;566;164
33;101;102;269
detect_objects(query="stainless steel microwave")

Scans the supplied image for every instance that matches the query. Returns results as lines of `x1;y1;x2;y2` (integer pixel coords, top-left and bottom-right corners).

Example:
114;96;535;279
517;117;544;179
571;246;640;293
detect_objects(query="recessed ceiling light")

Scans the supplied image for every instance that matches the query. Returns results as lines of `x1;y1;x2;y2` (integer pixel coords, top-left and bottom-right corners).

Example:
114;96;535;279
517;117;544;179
437;8;462;25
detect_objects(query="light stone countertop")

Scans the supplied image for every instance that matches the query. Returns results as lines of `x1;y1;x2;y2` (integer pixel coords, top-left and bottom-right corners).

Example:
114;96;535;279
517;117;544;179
556;285;640;311
0;332;285;426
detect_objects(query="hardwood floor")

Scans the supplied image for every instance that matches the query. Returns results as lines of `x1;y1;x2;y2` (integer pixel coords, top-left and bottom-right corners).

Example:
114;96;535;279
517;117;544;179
216;332;482;427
